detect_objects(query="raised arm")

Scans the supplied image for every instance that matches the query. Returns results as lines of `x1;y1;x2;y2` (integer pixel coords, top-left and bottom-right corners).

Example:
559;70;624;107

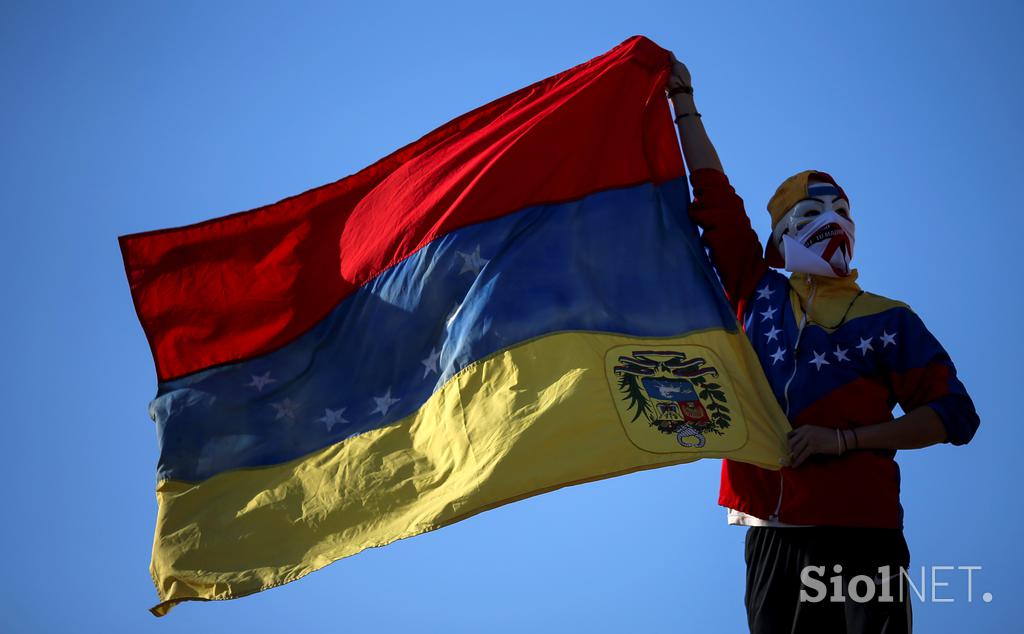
666;53;723;174
666;54;768;317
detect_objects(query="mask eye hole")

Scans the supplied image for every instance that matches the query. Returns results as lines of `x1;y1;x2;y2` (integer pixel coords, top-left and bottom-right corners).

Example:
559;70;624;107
835;206;851;219
795;209;819;231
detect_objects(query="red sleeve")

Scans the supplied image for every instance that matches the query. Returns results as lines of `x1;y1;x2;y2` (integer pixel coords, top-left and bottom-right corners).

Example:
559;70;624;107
687;168;769;319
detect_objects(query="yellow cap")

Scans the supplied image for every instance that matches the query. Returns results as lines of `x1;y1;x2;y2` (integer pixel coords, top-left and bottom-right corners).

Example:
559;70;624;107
764;170;848;266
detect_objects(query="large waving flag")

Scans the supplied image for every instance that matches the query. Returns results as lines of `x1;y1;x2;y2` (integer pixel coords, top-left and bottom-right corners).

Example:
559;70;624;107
120;35;790;615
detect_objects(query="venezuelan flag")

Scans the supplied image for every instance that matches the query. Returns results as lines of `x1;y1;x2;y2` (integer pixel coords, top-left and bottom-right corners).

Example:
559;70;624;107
119;35;790;615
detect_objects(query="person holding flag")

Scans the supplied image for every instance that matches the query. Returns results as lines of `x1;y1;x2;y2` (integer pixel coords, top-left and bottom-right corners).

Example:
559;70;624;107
665;53;980;633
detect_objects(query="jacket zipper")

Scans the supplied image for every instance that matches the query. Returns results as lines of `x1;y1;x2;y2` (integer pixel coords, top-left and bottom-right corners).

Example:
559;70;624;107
770;274;816;522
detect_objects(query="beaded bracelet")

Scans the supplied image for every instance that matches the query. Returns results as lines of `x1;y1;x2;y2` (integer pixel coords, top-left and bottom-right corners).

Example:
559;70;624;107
674;112;701;124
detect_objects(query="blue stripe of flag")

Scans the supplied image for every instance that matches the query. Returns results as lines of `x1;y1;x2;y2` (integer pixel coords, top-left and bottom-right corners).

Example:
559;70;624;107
151;178;736;482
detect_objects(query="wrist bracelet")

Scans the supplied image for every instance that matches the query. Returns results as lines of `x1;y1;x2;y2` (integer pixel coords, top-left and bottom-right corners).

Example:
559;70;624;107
836;428;843;455
668;85;694;98
674;112;701;124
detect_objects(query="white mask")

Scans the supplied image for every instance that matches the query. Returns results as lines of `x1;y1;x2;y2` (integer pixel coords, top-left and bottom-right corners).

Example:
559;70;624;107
771;182;855;277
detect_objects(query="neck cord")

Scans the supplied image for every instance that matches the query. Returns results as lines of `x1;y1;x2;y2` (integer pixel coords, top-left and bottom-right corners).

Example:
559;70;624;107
793;278;864;330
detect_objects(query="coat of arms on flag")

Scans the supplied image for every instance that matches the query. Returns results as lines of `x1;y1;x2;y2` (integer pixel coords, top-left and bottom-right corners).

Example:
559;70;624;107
607;345;745;452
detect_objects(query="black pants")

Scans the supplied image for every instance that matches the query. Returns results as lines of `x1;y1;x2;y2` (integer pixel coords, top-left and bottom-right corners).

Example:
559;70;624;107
745;526;912;634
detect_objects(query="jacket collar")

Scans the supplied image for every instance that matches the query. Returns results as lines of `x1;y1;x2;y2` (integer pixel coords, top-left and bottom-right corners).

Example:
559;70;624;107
787;269;863;327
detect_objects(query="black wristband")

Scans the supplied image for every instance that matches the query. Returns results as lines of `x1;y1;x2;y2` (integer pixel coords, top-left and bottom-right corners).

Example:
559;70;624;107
667;85;694;98
673;112;701;124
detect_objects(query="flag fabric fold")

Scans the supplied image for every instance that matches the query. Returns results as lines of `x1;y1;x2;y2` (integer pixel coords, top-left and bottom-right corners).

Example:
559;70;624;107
119;35;791;615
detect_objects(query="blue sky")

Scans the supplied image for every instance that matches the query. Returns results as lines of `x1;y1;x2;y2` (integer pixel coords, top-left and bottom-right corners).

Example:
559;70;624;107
2;1;1020;631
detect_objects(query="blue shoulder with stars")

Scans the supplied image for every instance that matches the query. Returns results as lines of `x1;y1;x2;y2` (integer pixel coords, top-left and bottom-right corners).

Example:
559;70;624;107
736;272;975;426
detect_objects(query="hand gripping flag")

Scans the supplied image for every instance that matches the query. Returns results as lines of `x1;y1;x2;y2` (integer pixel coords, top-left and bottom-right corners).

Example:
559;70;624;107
120;35;791;615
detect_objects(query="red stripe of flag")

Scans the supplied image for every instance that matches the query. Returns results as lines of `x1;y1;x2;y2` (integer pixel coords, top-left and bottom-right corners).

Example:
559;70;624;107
119;36;682;381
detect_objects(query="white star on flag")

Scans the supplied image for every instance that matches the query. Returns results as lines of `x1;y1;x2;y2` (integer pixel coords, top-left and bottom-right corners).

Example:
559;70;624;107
457;245;489;275
760;306;777;322
371;388;400;417
809;351;830;370
756;285;775;300
271;398;299;423
833;346;850;362
770;347;786;365
421;347;441;377
317;407;348;431
765;325;781;343
880;331;897;347
246;371;277;392
857;336;873;355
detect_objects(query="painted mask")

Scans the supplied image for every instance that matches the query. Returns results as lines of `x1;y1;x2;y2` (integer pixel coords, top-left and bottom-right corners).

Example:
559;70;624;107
771;181;855;277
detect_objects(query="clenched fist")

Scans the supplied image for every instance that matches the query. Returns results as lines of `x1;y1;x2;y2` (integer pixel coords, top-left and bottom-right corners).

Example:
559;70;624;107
667;52;692;92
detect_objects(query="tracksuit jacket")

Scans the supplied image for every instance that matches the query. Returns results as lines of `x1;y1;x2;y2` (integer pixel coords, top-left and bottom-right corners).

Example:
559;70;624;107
688;168;980;528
